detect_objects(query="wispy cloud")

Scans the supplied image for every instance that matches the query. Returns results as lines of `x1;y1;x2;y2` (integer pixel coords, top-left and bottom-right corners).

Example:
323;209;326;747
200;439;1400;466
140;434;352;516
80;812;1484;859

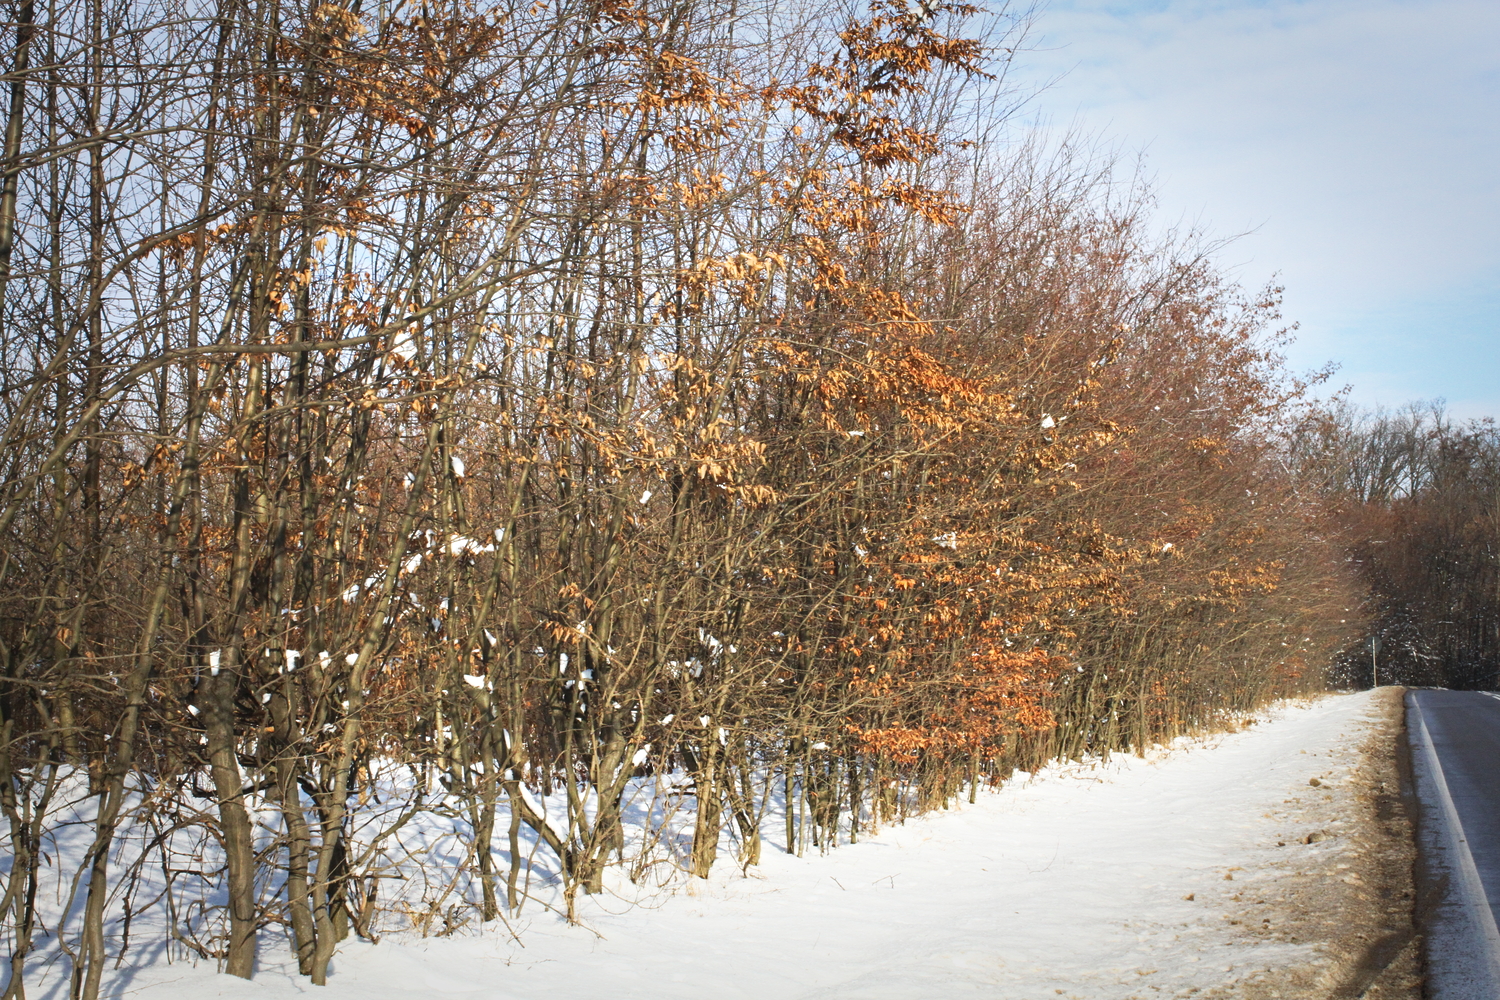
1009;0;1500;414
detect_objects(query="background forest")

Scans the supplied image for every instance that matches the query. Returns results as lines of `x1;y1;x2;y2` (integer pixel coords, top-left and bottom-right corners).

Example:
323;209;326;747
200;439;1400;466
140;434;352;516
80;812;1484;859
0;0;1434;994
1307;403;1500;691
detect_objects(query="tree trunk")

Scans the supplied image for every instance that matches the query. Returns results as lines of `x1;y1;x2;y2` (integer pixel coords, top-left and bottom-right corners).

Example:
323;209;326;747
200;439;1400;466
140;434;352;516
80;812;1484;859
201;656;257;979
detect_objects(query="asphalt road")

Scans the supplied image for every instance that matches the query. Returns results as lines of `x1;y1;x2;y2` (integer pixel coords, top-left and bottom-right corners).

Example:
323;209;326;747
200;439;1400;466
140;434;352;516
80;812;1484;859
1407;689;1500;998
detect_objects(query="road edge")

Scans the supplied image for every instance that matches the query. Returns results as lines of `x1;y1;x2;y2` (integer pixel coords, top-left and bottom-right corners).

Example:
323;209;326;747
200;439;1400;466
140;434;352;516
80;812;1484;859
1406;689;1500;999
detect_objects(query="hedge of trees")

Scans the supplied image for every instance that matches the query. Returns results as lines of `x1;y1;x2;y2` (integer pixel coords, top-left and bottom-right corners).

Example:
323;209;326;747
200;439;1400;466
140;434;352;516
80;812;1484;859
0;0;1360;993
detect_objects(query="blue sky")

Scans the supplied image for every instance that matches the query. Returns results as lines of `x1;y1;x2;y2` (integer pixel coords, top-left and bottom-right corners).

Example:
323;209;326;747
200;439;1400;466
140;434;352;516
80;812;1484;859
1004;0;1500;419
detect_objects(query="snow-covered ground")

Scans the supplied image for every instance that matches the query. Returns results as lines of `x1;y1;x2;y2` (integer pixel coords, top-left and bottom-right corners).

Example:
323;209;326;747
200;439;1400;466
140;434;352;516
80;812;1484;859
91;690;1383;1000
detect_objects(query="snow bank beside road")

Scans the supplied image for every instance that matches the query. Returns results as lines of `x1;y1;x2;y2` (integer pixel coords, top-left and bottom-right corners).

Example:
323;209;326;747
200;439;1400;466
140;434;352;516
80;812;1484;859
96;691;1395;1000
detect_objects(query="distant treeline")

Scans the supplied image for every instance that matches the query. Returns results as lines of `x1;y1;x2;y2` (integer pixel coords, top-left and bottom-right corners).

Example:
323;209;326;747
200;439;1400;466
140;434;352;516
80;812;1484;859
0;0;1360;993
1303;403;1500;690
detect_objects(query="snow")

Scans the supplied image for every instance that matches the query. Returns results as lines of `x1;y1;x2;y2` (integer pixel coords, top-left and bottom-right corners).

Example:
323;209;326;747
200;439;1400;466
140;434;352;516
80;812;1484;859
341;575;382;602
446;534;495;556
390;329;417;362
32;691;1382;1000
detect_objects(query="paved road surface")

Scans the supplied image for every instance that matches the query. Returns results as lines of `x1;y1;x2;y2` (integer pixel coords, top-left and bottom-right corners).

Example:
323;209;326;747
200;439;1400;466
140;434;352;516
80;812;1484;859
1407;689;1500;998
